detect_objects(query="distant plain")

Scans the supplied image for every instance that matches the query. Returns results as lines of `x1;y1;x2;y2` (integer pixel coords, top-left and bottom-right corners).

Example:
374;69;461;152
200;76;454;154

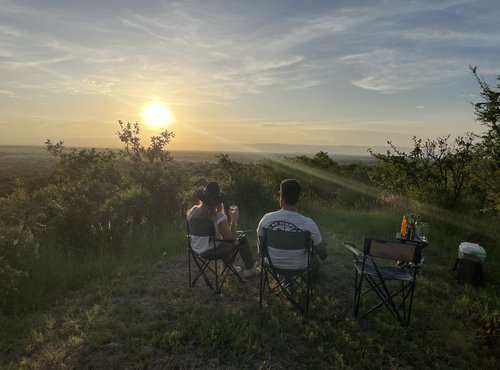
0;144;376;164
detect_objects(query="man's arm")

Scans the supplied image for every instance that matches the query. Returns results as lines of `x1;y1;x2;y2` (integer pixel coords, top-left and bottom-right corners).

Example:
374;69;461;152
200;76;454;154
256;216;266;255
309;219;327;259
313;242;328;260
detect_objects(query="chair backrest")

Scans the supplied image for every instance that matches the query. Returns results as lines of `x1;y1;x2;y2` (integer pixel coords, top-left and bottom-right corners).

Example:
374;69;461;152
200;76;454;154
263;229;312;270
363;237;422;263
187;218;216;238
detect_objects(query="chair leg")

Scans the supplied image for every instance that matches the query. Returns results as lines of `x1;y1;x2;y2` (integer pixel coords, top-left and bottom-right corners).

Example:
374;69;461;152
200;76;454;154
231;264;246;283
353;271;363;318
362;276;402;323
214;260;220;293
405;282;416;326
259;265;312;314
277;272;309;314
188;249;192;287
305;271;311;314
199;260;215;291
259;265;266;307
217;251;242;293
189;248;245;294
400;281;407;325
360;276;417;326
190;253;216;291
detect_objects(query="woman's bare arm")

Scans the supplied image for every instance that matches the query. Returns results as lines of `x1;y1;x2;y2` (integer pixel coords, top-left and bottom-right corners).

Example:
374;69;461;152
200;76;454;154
218;219;236;240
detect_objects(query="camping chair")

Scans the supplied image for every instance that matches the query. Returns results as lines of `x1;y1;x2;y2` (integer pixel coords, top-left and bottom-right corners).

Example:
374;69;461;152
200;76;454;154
343;237;424;326
259;229;313;314
186;219;245;294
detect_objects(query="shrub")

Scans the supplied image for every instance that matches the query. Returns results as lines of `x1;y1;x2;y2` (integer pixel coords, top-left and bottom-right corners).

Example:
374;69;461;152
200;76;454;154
0;189;39;312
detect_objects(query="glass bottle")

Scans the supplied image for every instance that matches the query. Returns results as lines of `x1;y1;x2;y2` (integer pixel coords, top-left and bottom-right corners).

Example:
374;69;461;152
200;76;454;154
400;215;407;238
407;213;415;240
414;215;420;239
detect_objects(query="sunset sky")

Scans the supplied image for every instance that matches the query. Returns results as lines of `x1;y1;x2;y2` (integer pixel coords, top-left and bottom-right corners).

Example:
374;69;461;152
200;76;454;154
1;0;499;154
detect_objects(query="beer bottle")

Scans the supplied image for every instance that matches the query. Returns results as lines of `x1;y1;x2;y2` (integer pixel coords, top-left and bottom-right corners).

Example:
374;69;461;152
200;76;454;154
407;213;415;240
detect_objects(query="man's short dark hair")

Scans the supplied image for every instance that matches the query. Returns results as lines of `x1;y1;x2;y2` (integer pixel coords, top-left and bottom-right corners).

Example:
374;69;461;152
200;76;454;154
280;179;301;205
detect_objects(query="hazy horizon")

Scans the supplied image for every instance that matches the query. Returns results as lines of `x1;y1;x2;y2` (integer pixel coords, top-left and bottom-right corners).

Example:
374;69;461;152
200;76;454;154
0;142;393;157
1;0;499;151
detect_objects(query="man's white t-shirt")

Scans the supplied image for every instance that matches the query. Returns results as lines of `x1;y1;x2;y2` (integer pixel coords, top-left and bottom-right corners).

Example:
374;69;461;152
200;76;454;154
187;208;226;254
256;209;322;270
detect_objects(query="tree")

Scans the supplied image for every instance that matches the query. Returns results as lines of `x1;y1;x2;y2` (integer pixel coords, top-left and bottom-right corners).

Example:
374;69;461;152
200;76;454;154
40;140;125;252
369;133;475;210
116;121;184;224
215;154;276;216
0;189;38;312
469;66;500;214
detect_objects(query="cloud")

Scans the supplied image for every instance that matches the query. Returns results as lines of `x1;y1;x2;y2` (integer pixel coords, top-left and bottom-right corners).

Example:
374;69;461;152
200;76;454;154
340;49;466;93
1;0;498;104
0;23;21;37
398;29;500;47
67;79;114;95
0;89;19;97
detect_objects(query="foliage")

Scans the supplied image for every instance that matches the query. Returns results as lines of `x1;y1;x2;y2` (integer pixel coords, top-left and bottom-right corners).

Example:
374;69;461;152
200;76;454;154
116;121;185;225
39;140;126;252
470;66;500;145
0;227;31;311
1;65;500;365
287;151;377;208
366;67;499;237
469;66;500;214
1;207;499;369
0;189;41;312
369;133;476;210
293;151;340;171
0;122;186;312
215;154;277;216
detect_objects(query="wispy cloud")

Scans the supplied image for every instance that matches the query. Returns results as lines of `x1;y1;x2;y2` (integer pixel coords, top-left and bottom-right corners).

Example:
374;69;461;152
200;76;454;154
398;29;500;46
340;49;466;92
0;89;19;97
0;0;498;148
2;0;497;100
66;79;114;95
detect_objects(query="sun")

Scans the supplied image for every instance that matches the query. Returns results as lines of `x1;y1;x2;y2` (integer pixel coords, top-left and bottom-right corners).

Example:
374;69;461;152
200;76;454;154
142;101;174;129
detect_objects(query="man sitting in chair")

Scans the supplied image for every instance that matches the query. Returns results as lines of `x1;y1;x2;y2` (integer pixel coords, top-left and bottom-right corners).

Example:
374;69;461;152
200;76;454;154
256;178;327;273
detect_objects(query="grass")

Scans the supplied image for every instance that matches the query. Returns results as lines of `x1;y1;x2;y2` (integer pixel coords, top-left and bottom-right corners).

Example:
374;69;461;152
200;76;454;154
1;208;499;369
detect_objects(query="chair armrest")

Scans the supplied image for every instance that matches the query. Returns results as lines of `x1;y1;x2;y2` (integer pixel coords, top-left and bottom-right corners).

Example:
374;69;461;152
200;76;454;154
343;242;364;257
410;256;425;269
310;242;328;261
208;237;236;252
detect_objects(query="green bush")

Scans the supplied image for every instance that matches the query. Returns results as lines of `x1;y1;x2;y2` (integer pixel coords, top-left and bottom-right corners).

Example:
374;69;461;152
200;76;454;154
37;142;126;252
0;189;42;312
0;227;31;313
117;121;185;225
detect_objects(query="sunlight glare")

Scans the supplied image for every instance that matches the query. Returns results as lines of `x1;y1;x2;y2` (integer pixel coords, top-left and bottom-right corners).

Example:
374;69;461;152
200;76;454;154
142;101;174;129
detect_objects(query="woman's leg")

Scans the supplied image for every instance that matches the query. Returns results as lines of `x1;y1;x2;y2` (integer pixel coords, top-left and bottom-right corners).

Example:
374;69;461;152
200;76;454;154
237;236;256;270
215;242;238;266
215;238;255;270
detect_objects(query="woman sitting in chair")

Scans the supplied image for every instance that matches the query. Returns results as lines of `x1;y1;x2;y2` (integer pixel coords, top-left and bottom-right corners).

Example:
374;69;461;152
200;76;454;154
187;182;260;278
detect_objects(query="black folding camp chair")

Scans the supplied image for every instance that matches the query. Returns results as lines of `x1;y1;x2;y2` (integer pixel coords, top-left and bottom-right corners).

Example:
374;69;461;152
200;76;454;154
343;237;424;326
186;219;244;294
259;229;313;314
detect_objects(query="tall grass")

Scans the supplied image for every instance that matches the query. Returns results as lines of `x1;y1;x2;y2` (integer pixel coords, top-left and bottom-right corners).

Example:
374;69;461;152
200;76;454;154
1;209;498;369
